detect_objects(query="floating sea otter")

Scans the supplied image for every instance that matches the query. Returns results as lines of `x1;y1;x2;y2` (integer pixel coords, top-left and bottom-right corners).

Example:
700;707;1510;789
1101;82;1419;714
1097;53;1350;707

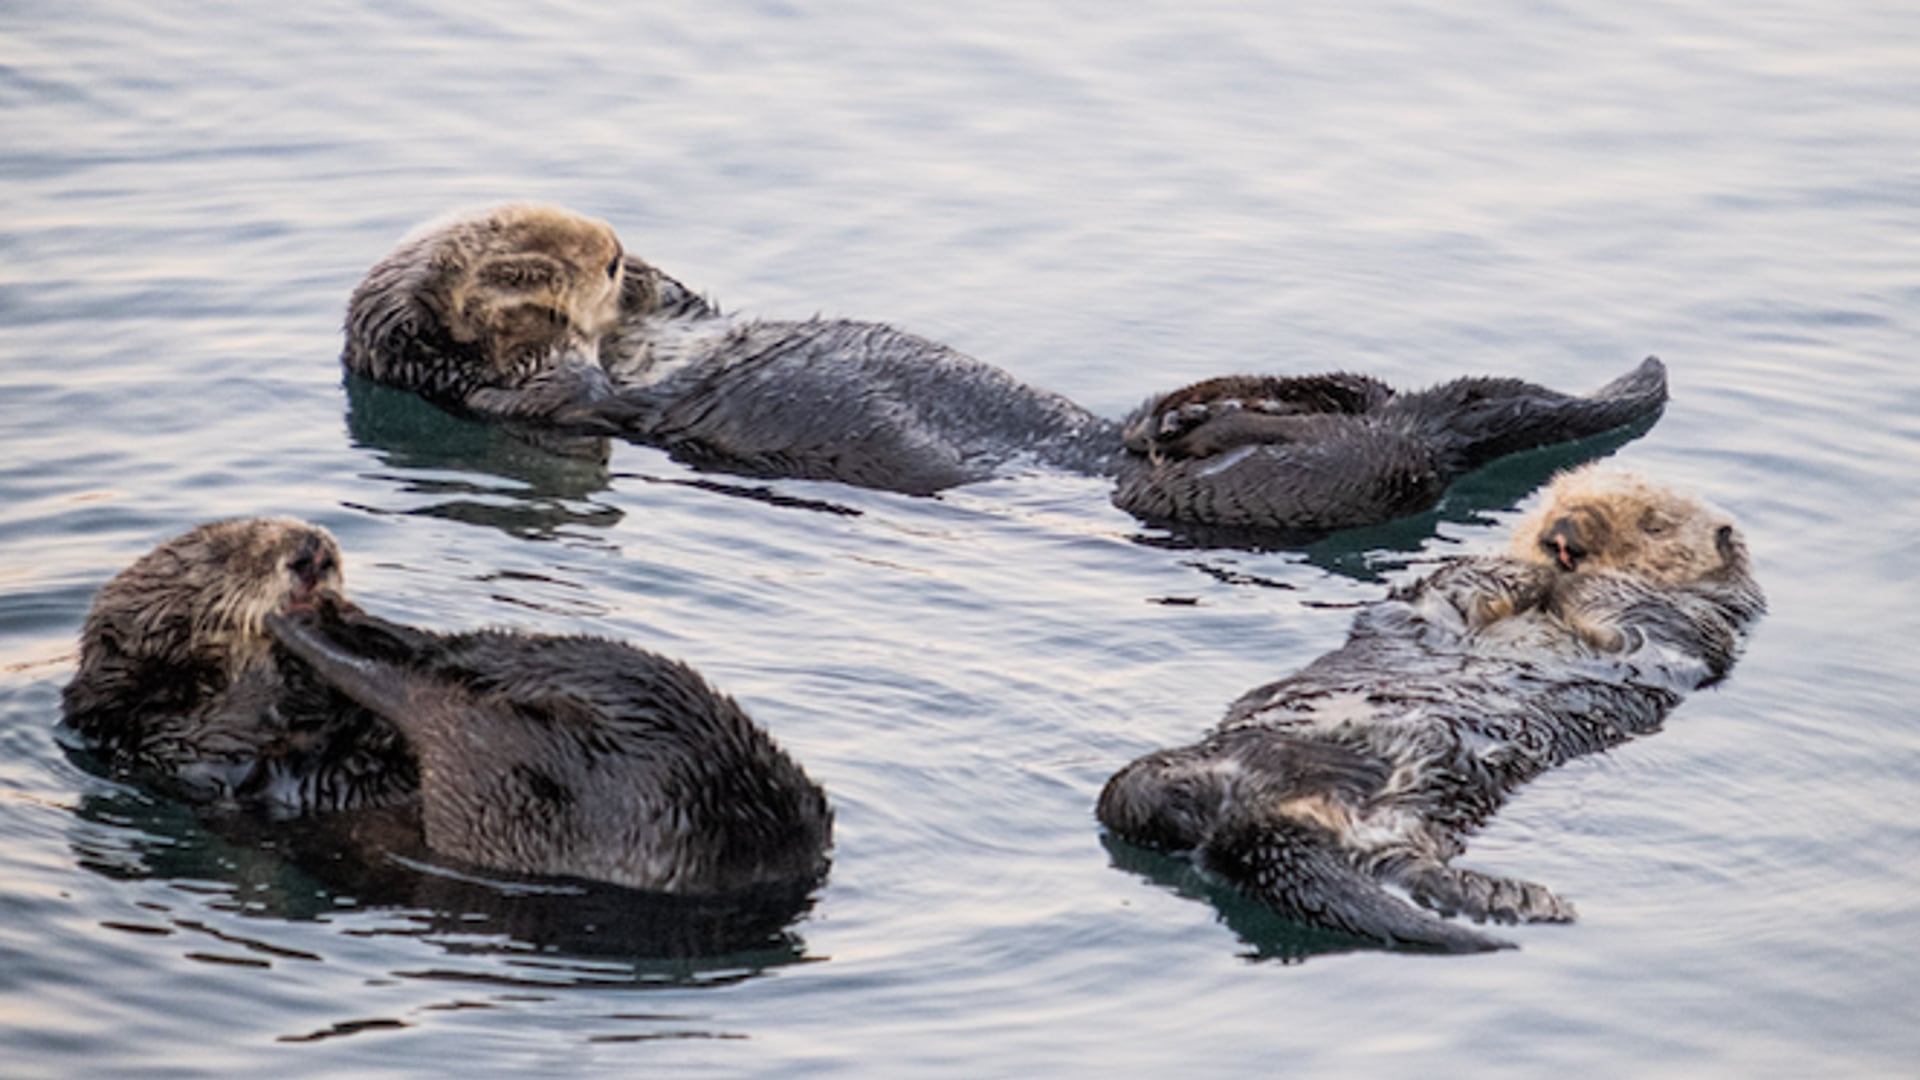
60;518;832;895
342;204;1670;534
1096;465;1766;951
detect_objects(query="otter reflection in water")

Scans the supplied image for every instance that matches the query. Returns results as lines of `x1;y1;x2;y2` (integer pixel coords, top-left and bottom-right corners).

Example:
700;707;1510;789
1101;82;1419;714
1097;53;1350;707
343;203;1669;536
1098;465;1766;952
60;518;832;904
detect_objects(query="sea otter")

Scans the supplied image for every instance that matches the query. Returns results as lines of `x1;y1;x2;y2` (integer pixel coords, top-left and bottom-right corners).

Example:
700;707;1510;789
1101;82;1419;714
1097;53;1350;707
1096;465;1766;951
61;518;832;895
343;203;1670;531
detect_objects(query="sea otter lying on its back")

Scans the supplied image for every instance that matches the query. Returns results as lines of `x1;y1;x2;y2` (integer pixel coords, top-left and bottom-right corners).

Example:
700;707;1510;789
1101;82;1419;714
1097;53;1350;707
343;204;1670;532
1097;464;1766;951
61;518;832;895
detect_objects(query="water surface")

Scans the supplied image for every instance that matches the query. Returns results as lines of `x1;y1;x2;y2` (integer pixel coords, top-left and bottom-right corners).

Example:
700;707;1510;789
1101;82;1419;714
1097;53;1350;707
3;2;1916;1075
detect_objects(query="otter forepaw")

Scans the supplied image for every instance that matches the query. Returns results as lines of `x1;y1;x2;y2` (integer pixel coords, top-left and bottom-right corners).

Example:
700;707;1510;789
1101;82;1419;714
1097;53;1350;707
1123;397;1244;456
1400;558;1556;632
1137;401;1319;461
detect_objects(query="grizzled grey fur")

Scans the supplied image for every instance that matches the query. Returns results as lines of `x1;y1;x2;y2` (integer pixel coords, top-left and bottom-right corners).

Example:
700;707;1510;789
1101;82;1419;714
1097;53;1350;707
1098;467;1766;951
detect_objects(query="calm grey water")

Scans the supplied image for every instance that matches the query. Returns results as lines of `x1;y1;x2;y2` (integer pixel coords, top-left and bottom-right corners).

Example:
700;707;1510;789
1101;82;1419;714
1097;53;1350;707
3;1;1916;1075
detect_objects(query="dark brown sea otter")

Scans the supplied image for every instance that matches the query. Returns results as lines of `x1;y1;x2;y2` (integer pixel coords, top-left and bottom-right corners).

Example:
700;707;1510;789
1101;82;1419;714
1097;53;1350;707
1096;465;1766;951
342;203;1669;533
61;518;832;895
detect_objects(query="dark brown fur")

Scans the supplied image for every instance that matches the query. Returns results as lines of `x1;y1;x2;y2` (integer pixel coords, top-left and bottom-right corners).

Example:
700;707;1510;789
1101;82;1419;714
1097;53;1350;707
61;519;415;813
267;600;833;894
63;517;831;897
346;203;1670;535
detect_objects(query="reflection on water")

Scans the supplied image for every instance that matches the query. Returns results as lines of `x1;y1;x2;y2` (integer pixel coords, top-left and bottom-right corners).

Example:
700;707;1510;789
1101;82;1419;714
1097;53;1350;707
1101;835;1379;963
66;779;822;985
347;374;867;538
344;377;626;540
348;357;1658;583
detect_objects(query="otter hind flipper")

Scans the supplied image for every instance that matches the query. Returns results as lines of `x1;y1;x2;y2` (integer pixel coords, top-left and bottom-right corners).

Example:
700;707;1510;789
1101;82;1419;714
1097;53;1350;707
265;611;428;721
1402;355;1670;473
1201;816;1513;953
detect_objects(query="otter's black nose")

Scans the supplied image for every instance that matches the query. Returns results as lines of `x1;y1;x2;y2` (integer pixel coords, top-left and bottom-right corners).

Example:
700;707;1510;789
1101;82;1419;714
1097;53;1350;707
1539;516;1589;571
287;533;337;590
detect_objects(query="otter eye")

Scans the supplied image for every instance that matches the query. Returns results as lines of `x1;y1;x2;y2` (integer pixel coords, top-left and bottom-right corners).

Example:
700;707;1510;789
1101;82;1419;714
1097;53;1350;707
607;245;623;281
1638;509;1671;535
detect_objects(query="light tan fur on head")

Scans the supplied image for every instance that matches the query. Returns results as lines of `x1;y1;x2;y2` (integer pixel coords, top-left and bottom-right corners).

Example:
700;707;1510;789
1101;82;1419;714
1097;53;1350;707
1510;464;1741;585
408;203;625;379
83;518;345;681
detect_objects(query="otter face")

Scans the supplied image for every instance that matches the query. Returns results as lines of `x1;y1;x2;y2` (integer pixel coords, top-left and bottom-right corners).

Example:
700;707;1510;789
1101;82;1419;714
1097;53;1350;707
85;518;346;680
1510;465;1742;585
430;205;625;381
348;204;626;393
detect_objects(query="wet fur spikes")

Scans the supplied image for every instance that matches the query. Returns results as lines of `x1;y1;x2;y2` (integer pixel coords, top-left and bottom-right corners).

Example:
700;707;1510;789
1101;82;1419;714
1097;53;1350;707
61;517;832;897
267;600;833;895
343;203;629;432
1098;464;1766;952
60;518;418;813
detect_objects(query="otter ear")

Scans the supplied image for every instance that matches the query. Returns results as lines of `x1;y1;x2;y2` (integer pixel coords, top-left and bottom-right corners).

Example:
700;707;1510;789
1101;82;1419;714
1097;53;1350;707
1715;524;1739;565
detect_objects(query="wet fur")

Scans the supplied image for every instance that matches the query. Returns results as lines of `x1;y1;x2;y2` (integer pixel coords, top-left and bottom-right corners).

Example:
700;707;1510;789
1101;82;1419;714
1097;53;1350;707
1109;361;1671;533
63;517;831;897
345;204;1669;530
267;601;832;895
343;204;637;450
60;519;416;813
1097;465;1766;951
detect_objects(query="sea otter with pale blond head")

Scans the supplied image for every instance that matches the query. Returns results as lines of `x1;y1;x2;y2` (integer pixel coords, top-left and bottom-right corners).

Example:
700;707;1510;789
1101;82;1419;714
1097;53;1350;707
1096;464;1766;952
343;203;1671;533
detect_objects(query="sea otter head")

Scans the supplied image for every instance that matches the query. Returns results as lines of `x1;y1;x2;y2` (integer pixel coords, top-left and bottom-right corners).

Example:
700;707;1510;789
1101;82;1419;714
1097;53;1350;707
1510;464;1747;585
80;518;347;683
345;204;625;395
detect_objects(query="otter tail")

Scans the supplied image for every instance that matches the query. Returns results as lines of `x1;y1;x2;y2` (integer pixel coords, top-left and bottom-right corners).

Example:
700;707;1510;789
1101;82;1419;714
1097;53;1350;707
1398;355;1669;475
1200;815;1512;953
